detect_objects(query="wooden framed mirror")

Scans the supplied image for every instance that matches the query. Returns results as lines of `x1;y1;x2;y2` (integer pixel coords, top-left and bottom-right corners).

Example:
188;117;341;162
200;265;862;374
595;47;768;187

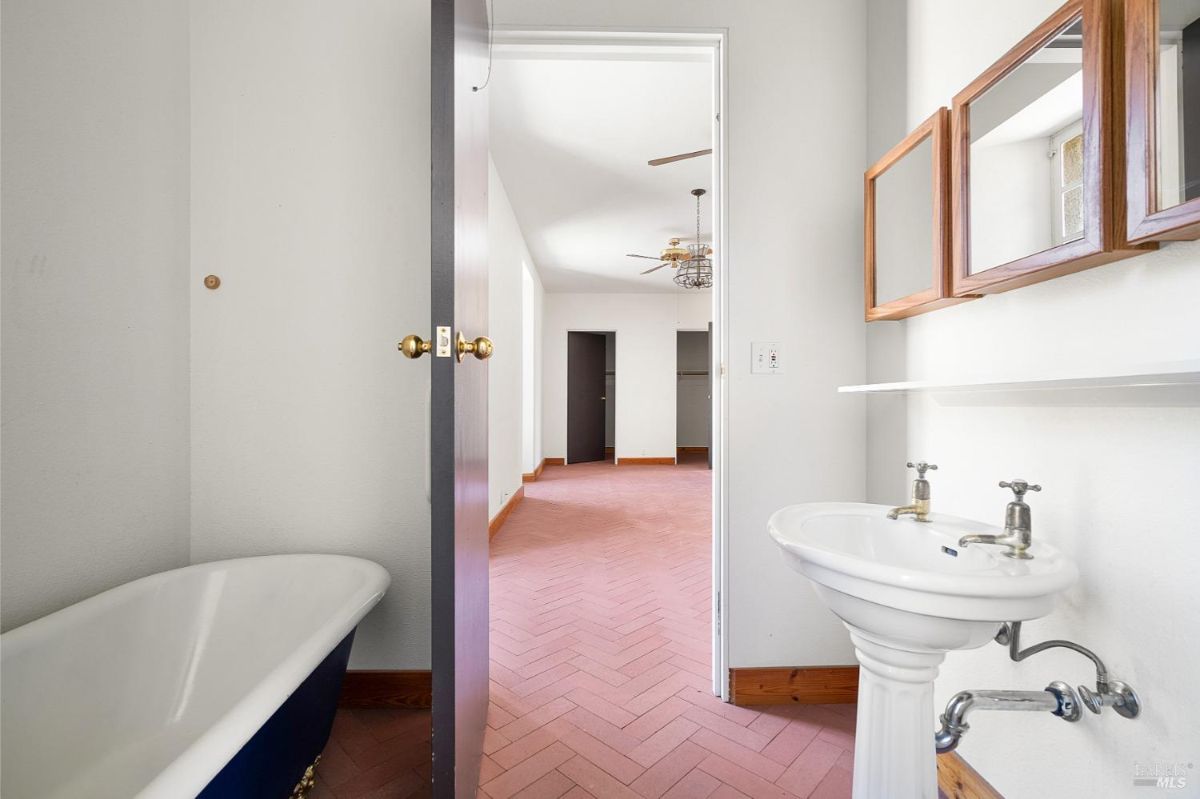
951;0;1149;296
864;108;970;321
1125;0;1200;242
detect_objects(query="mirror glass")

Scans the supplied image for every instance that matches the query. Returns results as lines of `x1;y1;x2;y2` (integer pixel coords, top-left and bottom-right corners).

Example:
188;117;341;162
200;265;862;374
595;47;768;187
967;20;1085;274
874;136;935;303
1156;0;1200;209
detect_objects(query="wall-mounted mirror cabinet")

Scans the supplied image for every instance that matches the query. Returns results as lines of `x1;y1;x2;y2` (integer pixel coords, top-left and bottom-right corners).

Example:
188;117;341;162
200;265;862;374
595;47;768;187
951;0;1149;296
1126;0;1200;241
864;109;973;320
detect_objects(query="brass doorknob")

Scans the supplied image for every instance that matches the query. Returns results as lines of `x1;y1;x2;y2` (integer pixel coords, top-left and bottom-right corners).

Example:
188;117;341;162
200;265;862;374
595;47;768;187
399;334;432;359
456;331;494;362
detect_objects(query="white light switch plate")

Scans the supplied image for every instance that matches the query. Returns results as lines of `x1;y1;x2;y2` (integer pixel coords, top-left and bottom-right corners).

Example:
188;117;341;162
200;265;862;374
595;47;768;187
752;341;782;374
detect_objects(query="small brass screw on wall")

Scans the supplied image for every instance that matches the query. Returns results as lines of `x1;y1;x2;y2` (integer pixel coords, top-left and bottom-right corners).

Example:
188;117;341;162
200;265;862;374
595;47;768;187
203;275;221;290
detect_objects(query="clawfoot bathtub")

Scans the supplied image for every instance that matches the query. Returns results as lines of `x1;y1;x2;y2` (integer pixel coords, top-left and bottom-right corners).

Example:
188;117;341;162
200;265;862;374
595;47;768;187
1;554;390;798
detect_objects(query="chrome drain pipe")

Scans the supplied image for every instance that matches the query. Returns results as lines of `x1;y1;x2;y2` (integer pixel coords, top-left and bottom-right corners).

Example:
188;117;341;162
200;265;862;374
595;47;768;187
934;681;1081;753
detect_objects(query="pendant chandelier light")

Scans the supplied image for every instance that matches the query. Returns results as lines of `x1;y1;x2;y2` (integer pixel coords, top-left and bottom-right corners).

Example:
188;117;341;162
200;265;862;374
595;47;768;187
674;188;713;290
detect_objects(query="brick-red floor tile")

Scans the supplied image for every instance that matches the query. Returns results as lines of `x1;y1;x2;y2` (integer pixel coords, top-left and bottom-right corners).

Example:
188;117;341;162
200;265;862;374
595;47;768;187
320;458;854;798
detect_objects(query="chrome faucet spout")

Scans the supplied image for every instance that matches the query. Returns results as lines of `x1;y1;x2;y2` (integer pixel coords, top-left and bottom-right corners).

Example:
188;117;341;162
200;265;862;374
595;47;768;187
958;479;1040;559
886;504;922;520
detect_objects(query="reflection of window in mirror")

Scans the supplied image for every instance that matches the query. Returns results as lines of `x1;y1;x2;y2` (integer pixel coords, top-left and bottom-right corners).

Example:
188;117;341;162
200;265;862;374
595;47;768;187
1051;122;1084;245
1156;1;1200;210
967;20;1084;274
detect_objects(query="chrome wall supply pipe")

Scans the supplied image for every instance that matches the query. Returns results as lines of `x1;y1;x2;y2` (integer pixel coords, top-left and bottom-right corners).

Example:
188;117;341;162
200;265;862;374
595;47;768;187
934;623;1142;752
934;682;1081;753
997;622;1141;719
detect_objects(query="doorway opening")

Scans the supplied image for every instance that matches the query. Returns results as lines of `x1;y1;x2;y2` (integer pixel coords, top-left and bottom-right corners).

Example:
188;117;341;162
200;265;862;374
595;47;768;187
566;331;614;464
478;30;731;795
676;329;713;469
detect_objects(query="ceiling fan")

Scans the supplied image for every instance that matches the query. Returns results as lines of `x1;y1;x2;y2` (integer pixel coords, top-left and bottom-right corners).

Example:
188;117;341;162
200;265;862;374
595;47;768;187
626;238;692;274
626;189;714;289
647;148;712;167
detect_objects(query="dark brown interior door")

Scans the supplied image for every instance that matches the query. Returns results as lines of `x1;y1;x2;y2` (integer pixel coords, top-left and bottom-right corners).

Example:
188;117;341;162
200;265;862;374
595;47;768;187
431;0;489;795
567;332;607;464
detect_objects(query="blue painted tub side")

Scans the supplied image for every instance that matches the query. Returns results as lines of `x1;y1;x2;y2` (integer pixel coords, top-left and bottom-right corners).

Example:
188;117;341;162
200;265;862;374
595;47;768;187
198;629;355;798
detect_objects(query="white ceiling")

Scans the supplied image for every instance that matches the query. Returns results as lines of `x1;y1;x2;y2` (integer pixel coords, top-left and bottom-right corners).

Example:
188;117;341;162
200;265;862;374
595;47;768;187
1161;0;1200;31
489;46;713;293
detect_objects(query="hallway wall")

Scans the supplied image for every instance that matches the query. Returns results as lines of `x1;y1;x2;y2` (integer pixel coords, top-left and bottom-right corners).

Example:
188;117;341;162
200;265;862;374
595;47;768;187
543;293;712;462
489;158;544;519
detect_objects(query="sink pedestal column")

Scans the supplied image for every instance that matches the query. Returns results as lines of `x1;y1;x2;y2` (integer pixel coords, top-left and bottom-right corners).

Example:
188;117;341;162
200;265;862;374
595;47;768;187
848;629;945;799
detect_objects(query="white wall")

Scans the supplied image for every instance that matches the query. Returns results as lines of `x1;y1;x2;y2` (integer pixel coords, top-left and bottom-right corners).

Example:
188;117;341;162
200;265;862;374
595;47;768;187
1;0;192;630
503;0;867;669
489;157;544;517
865;0;913;507
897;2;1200;795
520;265;544;475
188;0;432;669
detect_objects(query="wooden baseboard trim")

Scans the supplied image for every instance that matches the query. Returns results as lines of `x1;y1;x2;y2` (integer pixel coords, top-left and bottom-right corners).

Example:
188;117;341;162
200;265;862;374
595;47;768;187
677;446;709;454
616;457;676;465
937;752;1003;798
489;486;524;540
544;457;566;466
522;458;546;483
339;670;432;709
729;666;859;706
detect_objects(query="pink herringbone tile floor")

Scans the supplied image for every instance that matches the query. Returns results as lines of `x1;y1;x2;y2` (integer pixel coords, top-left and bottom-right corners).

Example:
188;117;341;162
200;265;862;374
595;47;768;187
480;457;855;799
317;456;856;798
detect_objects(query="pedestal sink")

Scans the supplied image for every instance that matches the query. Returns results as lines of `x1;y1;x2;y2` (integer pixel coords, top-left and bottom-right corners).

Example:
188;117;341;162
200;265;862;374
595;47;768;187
768;503;1077;799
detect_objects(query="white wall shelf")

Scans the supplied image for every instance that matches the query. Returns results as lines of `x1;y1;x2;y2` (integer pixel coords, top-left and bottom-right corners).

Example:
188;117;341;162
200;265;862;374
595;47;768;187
838;360;1200;394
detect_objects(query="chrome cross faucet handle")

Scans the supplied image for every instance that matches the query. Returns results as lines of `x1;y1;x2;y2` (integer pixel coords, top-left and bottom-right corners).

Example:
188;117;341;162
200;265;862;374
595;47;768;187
1000;479;1041;497
958;479;1041;559
908;461;938;478
887;461;938;522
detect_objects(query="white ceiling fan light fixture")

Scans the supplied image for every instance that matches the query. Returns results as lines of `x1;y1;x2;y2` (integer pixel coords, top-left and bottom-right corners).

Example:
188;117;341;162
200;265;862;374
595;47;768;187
628;237;690;274
625;188;712;289
674;188;713;290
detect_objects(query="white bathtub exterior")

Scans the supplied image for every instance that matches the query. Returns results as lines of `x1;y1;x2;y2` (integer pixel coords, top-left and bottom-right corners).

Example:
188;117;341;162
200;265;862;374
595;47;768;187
0;554;390;799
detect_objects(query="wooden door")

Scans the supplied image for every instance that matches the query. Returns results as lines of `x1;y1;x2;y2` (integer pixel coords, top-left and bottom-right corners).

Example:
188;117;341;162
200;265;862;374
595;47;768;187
707;322;713;470
431;0;489;794
567;332;607;464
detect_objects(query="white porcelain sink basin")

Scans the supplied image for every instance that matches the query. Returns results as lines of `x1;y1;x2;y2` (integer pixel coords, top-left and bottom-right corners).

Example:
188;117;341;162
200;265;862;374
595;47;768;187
768;502;1078;798
769;502;1077;649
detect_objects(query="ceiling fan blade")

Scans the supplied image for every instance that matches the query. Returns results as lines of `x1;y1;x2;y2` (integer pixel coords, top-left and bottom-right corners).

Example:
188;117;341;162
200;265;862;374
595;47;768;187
640;262;671;275
626;254;663;260
647;148;713;167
